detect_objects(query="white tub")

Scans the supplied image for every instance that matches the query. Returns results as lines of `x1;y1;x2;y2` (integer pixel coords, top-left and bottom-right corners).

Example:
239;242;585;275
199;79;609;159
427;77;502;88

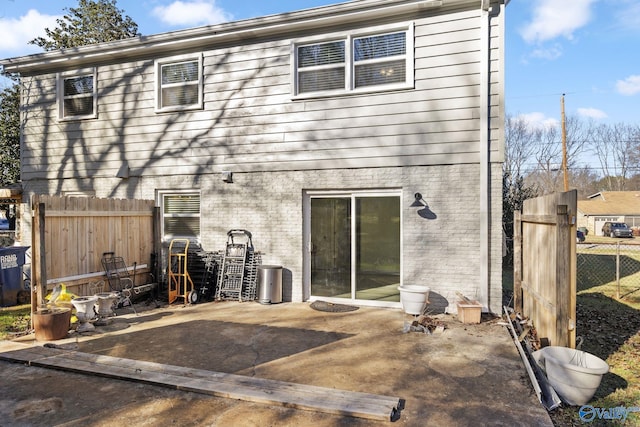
398;285;430;315
532;346;609;406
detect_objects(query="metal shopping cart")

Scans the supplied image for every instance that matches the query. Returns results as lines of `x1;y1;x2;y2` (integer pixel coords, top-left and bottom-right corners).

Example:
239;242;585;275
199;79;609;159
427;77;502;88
215;230;261;301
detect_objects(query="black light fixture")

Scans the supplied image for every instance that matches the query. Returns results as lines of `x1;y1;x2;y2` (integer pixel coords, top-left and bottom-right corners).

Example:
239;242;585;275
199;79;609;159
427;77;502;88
410;192;427;208
116;162;130;179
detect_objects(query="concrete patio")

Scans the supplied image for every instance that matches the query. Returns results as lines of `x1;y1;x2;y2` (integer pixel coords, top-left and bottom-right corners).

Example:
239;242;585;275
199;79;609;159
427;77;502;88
0;301;553;426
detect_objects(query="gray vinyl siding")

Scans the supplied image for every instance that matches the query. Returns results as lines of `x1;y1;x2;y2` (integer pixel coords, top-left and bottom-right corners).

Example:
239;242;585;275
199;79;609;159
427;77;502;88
19;6;503;182
12;0;506;310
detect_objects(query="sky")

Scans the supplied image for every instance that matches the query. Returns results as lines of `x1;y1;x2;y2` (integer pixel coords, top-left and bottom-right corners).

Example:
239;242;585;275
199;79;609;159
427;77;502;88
0;0;639;131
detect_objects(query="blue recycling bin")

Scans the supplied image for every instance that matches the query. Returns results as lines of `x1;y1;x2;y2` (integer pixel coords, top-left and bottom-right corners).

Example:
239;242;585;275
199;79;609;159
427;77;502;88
0;246;30;307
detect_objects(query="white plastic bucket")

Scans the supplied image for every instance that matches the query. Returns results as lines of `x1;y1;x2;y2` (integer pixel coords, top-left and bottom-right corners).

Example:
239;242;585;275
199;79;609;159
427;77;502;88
398;285;430;315
532;346;609;406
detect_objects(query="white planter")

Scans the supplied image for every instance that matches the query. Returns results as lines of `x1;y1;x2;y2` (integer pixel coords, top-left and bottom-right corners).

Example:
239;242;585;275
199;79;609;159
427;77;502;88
95;292;119;325
532;346;609;406
71;296;98;332
398;285;430;315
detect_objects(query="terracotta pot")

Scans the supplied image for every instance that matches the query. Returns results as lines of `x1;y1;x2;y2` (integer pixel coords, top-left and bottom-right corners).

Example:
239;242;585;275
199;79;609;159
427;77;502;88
33;307;72;341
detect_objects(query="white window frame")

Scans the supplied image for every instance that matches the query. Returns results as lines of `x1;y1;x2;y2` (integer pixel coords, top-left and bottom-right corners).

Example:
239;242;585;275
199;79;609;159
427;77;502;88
291;22;414;99
155;53;204;113
302;188;403;308
56;68;97;121
158;190;201;243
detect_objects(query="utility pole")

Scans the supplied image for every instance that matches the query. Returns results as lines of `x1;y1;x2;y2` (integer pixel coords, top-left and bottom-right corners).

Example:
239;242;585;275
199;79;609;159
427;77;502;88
561;94;569;191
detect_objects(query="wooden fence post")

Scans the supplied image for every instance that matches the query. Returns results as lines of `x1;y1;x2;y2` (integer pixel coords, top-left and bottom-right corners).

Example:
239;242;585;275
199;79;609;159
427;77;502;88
31;203;47;313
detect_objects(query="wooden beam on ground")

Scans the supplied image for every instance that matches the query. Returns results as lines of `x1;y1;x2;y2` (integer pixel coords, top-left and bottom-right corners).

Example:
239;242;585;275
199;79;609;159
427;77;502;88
0;346;402;422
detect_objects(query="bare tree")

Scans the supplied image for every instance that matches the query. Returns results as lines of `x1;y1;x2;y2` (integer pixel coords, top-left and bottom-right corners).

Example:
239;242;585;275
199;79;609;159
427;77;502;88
569;166;601;199
504;114;538;181
565;115;590;170
626;124;640;180
502;114;539;264
530;124;562;194
527;115;589;195
590;122;639;190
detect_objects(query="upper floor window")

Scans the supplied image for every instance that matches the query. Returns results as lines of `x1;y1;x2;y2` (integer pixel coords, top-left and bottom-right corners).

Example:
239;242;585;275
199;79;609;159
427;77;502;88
57;68;97;120
292;23;414;97
297;40;346;93
155;53;203;112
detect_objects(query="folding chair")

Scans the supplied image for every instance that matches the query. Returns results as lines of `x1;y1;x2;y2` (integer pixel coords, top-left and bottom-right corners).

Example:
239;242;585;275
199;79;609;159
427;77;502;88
101;252;137;315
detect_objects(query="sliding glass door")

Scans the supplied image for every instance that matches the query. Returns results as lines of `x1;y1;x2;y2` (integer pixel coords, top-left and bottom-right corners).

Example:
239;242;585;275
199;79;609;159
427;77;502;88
308;192;400;304
310;197;351;297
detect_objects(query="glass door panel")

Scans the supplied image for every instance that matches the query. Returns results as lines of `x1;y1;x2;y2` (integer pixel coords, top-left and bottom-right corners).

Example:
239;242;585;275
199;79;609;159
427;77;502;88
310;193;400;302
310;198;351;298
355;197;400;301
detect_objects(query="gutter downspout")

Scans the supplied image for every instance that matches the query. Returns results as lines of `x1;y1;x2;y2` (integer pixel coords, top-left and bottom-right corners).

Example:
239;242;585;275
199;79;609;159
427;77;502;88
479;0;492;311
479;0;506;313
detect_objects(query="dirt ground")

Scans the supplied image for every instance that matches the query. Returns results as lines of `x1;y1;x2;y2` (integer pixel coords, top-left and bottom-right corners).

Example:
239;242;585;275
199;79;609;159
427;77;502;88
0;300;554;426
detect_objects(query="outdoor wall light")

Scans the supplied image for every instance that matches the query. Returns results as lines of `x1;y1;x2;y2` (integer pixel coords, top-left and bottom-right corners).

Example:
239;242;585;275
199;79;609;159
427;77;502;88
116;162;130;179
222;171;233;183
410;192;427;208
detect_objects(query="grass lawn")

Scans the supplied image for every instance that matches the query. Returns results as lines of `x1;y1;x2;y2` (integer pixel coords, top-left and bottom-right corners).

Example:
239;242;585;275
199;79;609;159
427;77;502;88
0;304;31;340
573;246;640;426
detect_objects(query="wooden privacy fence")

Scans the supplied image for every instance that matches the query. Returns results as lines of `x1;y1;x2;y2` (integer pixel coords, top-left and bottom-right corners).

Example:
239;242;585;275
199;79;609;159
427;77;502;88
513;190;577;348
31;195;158;307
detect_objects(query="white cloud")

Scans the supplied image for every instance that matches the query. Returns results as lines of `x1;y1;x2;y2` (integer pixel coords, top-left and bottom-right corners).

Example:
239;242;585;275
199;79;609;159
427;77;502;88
152;1;233;27
519;112;559;130
616;75;640;95
520;0;597;44
577;107;608;119
615;1;640;31
529;44;563;61
0;9;61;55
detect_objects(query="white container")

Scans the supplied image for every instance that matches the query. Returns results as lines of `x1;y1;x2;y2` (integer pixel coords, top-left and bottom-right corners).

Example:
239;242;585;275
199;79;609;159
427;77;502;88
95;292;119;324
532;346;609;406
398;285;430;315
71;296;98;332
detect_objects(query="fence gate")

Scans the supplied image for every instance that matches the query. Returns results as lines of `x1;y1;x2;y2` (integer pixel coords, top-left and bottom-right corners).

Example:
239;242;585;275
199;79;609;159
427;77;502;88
514;190;577;348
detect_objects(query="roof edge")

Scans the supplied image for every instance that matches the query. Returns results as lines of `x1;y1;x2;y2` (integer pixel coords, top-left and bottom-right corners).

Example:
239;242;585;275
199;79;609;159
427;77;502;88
2;0;461;74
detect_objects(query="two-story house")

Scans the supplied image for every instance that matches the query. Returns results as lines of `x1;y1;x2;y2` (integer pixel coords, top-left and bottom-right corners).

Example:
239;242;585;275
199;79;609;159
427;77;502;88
2;0;507;313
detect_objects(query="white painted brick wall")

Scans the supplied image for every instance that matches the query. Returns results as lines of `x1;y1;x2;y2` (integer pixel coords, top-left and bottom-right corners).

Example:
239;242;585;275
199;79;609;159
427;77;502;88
19;163;503;312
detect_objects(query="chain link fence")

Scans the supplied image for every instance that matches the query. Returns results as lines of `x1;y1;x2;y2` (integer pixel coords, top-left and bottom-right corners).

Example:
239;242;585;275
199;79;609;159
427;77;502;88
577;241;640;302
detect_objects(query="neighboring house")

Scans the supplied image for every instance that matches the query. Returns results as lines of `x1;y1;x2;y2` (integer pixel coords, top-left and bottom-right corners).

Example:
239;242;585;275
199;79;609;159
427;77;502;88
1;0;507;313
577;191;640;236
